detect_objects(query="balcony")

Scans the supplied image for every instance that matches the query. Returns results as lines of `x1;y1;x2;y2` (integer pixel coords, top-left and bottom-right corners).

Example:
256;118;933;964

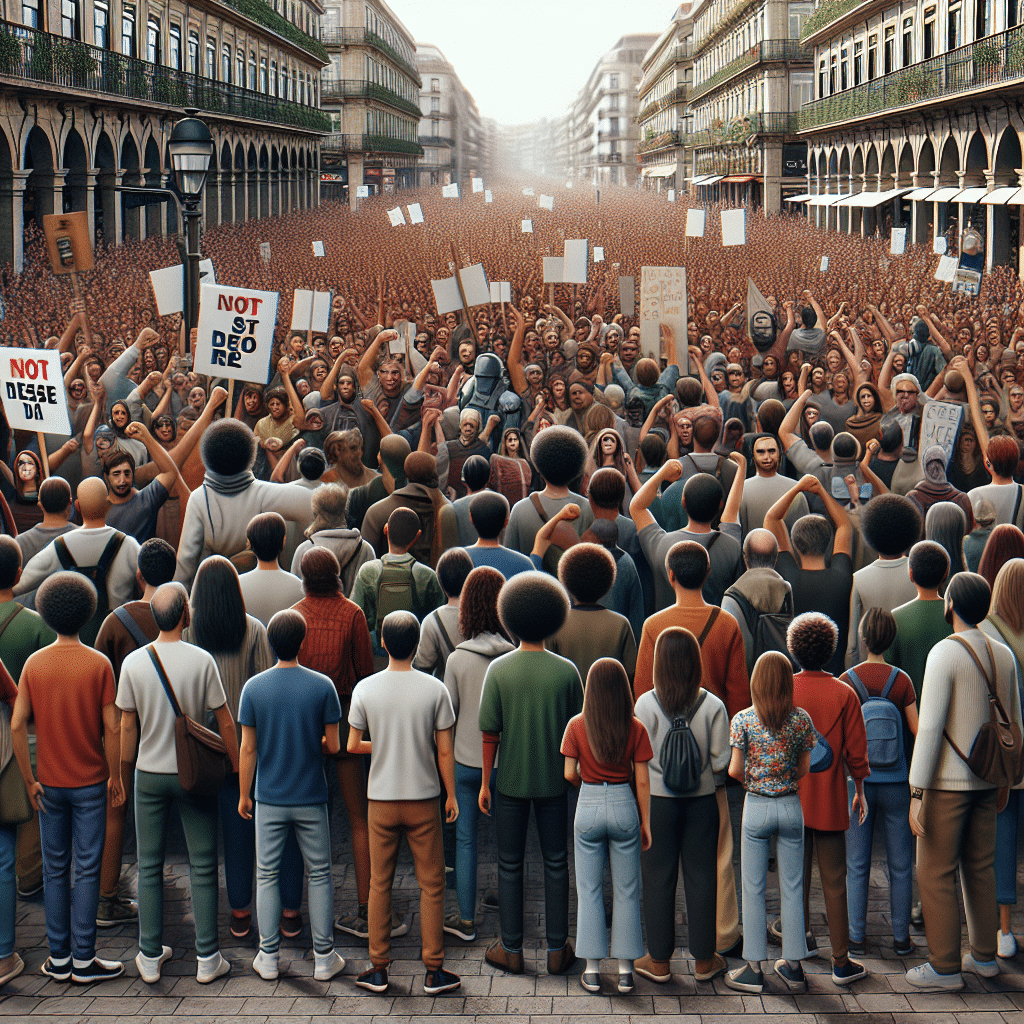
682;112;799;147
321;133;423;156
598;129;628;141
418;134;454;147
638;130;681;154
0;21;330;132
320;26;420;84
798;27;1024;133
692;0;761;59
221;0;327;63
599;154;623;164
691;39;811;102
597;107;623;120
638;83;690;123
799;0;874;43
320;78;421;117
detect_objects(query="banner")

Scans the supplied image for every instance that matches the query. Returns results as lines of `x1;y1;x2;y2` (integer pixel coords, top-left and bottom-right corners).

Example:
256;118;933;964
194;284;278;383
0;347;71;434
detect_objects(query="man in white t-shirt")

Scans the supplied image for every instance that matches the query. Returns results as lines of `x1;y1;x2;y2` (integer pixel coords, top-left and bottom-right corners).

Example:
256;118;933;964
238;512;306;626
968;435;1021;526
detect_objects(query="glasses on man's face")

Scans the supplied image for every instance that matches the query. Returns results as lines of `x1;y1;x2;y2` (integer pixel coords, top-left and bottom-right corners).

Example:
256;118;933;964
895;389;918;396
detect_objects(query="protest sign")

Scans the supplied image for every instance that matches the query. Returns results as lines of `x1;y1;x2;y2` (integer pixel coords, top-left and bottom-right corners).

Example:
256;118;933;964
563;240;588;284
721;209;746;246
594;246;604;262
355;185;369;198
484;190;492;203
149;260;216;316
539;195;554;211
472;178;483;193
407;203;424;224
619;277;635;318
311;241;325;257
431;276;463;315
387;207;405;227
259;242;271;264
685;209;706;237
290;290;313;332
442;183;459;198
935;255;958;282
667;189;675;202
641;267;687;370
0;347;71;434
43;212;93;275
920;400;963;464
890;228;907;255
194;284;278;383
521;219;533;233
523;188;535;196
820;256;830;272
542;257;564;283
459;264;490;307
311;291;331;333
489;282;511;303
933;236;947;255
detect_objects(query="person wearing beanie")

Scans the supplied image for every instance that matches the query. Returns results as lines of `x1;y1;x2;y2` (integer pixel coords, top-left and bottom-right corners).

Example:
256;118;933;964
478;572;583;977
907;573;1022;991
962;497;997;573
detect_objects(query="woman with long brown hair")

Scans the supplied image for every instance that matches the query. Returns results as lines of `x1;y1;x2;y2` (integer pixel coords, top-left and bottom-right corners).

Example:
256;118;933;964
561;659;652;995
633;626;730;985
726;651;815;995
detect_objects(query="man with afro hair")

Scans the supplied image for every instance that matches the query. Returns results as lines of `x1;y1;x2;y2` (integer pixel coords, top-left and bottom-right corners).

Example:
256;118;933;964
503;426;593;556
786;612;870;986
846;494;922;665
174;419;315;586
478;571;583;977
11;572;125;984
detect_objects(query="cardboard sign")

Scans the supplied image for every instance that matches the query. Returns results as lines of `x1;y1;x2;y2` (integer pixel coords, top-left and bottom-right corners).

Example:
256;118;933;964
619;276;635;318
935;255;958;281
566;181;573;189
542;257;564;284
686;209;706;238
459;264;490;307
523;188;535;196
484;190;493;203
820;256;830;272
667;189;676;202
489;282;511;303
311;291;332;333
641;267;688;369
290;290;314;332
442;183;459;198
952;266;982;296
259;242;271;264
563;240;588;285
472;177;483;193
920;400;963;465
431;277;463;315
539;194;554;211
933;236;947;255
42;212;93;275
408;203;424;224
149;260;216;316
0;347;71;434
521;219;533;233
355;185;369;198
194;284;278;383
387;207;405;227
311;241;325;257
721;209;746;246
594;247;604;262
890;228;907;255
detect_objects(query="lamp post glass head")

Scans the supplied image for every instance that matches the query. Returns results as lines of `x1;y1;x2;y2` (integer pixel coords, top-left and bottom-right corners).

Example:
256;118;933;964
169;116;214;198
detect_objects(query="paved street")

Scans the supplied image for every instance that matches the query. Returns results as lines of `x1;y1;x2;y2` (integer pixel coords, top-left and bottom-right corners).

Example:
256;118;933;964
3;790;1024;1023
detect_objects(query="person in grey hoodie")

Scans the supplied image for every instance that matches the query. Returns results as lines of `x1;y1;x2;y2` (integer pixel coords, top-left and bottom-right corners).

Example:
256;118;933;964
722;529;794;675
290;483;375;597
174;420;314;587
441;566;515;943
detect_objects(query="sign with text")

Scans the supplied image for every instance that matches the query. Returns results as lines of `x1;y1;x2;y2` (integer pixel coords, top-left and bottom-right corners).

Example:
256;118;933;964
42;212;93;275
194;284;278;383
0;347;71;434
259;242;271;264
920;400;964;465
640;266;688;369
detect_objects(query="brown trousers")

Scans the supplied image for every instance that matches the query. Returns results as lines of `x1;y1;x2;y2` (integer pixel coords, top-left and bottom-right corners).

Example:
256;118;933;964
716;786;742;952
368;798;446;970
802;827;849;962
918;788;998;974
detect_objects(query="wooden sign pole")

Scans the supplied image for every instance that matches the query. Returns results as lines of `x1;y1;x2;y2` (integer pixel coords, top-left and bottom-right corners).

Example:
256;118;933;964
449;241;473;324
69;270;94;349
36;433;49;477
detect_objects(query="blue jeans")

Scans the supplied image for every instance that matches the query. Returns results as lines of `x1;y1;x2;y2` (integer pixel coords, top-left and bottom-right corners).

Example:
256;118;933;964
219;774;303;913
573;782;644;961
846;779;912;943
740;792;808;963
0;823;15;958
39;781;107;961
256;802;334;955
996;788;1020;906
454;762;494;922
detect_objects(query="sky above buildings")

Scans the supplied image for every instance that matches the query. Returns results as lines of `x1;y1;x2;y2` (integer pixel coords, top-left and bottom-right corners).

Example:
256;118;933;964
394;0;678;124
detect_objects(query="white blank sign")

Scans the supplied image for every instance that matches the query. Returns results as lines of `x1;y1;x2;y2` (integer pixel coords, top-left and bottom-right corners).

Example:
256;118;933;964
408;203;424;224
685;209;705;237
149;260;216;316
431;276;463;315
891;228;907;255
355;186;369;198
290;290;313;331
387;207;405;227
594;247;604;262
820;256;830;273
311;241;325;257
563;240;588;284
721;209;746;246
472;177;483;193
484;190;492;203
521;219;533;233
539;195;554;211
489;282;511;303
442;183;459;198
311;291;331;333
667;189;676;202
935;255;958;281
459;264;490;307
542;257;564;283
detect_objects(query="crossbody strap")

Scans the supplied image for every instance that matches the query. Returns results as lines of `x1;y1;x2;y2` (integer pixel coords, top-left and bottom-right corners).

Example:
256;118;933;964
697;606;720;646
943;634;1008;762
114;606;149;648
0;604;23;643
529;492;549;523
432;608;457;658
146;645;182;718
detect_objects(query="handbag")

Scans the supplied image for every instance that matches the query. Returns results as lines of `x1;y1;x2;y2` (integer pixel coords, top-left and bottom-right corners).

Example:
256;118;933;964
809;725;834;773
147;646;228;798
0;755;31;826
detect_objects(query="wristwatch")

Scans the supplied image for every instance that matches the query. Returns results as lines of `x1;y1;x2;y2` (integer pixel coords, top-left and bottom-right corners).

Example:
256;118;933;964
910;787;923;800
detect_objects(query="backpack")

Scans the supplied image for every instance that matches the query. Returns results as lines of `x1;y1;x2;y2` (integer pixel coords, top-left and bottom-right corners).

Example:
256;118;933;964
654;689;708;794
374;558;423;634
845;665;908;783
54;532;126;646
724;586;795;670
530;493;582;575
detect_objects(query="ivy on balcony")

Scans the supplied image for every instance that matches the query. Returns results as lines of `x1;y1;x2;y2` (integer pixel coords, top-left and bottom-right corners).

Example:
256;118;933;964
220;0;328;62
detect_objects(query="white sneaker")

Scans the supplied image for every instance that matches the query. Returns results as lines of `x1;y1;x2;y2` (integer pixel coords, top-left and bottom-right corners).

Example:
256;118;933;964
252;949;279;981
197;950;230;983
998;931;1018;959
962;951;1000;978
905;962;965;991
313;949;346;981
135;945;172;984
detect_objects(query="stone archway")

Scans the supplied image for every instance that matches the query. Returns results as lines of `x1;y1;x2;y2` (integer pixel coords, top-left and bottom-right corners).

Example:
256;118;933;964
94;131;117;248
23;125;55;230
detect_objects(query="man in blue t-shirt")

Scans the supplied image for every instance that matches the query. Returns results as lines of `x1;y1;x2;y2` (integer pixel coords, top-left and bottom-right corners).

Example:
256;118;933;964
238;608;344;983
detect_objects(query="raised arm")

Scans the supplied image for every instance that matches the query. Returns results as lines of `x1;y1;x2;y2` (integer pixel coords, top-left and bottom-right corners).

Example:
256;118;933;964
688;346;721;408
807;474;853;556
867;303;898;345
360;397;392;439
778;387;812;452
763;475;817;554
166;386;228;469
356;329;396;390
276;357;308;431
629;459;682;533
720;451;746;526
125;421;185;497
858;438;888;498
271;437;305;483
505;304;528;396
531;503;581;561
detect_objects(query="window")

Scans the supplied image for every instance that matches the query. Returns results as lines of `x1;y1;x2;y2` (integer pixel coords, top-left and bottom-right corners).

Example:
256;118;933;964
171;24;183;70
431;117;439;135
829;53;836;93
94;0;108;47
868;33;877;78
430;96;439;111
270;59;277;95
236;48;243;85
818;57;826;95
789;1;814;39
948;2;961;49
853;40;863;84
884;25;894;74
260;56;267;92
609;73;619;89
146;16;159;63
22;0;38;29
121;4;135;56
790;70;813;108
840;45;848;89
924;8;935;58
430;77;439;91
1010;0;1020;30
222;43;230;82
62;0;80;39
248;49;256;90
279;65;287;97
902;16;913;66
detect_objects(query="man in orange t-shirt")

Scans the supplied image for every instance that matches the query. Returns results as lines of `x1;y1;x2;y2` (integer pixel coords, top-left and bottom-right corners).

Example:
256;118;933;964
11;572;124;986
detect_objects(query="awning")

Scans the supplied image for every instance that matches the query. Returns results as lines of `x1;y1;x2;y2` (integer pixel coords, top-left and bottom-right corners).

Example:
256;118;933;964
721;174;756;183
688;174;710;183
906;187;937;201
784;193;812;202
949;186;988;204
643;166;676;178
698;175;725;184
806;193;850;206
851;188;912;208
833;193;865;207
981;187;1023;204
929;186;961;202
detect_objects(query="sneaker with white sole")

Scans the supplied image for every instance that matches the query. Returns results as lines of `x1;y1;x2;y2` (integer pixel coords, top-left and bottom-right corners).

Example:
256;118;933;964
40;956;71;981
962;951;1000;978
252;950;279;981
998;931;1018;959
71;957;125;985
197;950;230;984
314;949;345;981
905;962;964;991
136;945;172;984
442;914;476;942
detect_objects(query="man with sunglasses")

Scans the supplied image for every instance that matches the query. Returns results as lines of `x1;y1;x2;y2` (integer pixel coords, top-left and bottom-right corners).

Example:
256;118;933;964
880;373;927;453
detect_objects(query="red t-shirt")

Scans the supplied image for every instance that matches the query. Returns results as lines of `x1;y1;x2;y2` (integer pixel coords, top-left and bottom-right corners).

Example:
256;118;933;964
561;714;654;785
839;662;916;716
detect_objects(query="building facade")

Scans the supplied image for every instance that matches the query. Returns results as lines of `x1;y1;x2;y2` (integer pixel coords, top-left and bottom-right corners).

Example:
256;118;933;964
798;0;1024;272
415;43;480;192
0;0;328;270
319;0;421;201
687;0;813;211
638;4;694;192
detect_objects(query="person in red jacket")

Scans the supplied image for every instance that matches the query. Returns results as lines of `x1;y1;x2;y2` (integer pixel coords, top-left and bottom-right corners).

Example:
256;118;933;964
785;611;870;987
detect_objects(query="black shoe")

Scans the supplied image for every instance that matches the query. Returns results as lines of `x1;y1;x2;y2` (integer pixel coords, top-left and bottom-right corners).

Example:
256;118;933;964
848;939;866;956
911;902;924;930
355;965;389;993
718;936;744;959
17;881;43;899
40;956;71;981
894;939;916;957
423;966;461;994
481;892;500;913
71;958;125;984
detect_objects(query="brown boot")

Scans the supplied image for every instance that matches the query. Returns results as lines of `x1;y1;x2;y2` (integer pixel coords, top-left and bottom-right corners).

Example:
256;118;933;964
485;939;524;974
547;941;577;975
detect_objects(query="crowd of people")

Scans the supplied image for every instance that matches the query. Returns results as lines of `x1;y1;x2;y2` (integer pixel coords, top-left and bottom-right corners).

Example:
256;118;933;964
0;178;1021;999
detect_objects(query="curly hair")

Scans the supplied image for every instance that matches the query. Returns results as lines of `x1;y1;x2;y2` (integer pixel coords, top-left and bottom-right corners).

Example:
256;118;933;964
37;571;97;637
498;571;569;642
786;612;838;672
458;566;506;639
531;426;588;487
861;493;922;557
557;543;616;604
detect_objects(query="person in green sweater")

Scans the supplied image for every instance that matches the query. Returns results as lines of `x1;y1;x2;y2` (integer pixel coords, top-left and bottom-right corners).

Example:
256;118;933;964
885;541;952;700
478;571;584;977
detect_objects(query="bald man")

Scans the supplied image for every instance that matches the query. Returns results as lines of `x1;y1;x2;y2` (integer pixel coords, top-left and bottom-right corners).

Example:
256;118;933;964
15;477;140;616
721;528;793;674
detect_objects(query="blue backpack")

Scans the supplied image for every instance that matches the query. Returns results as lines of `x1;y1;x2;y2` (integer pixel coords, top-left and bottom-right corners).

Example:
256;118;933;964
845;666;908;784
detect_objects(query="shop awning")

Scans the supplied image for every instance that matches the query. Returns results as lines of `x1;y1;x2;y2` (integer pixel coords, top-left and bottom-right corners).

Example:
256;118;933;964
949;186;988;204
833;193;865;207
851;188;913;207
806;193;850;206
981;187;1023;204
698;175;725;184
643;166;676;178
928;187;961;203
721;174;756;183
906;187;937;201
784;193;813;202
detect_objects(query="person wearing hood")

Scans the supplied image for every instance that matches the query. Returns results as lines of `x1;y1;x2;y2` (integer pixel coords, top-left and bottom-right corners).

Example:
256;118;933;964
904;318;947;393
290;483;375;596
3;451;46;533
845;382;884;450
962;497;996;573
907;446;975;530
106;401;148;467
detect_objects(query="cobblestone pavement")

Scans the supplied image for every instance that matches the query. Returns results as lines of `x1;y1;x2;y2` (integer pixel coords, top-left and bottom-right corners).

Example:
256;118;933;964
3;787;1024;1022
